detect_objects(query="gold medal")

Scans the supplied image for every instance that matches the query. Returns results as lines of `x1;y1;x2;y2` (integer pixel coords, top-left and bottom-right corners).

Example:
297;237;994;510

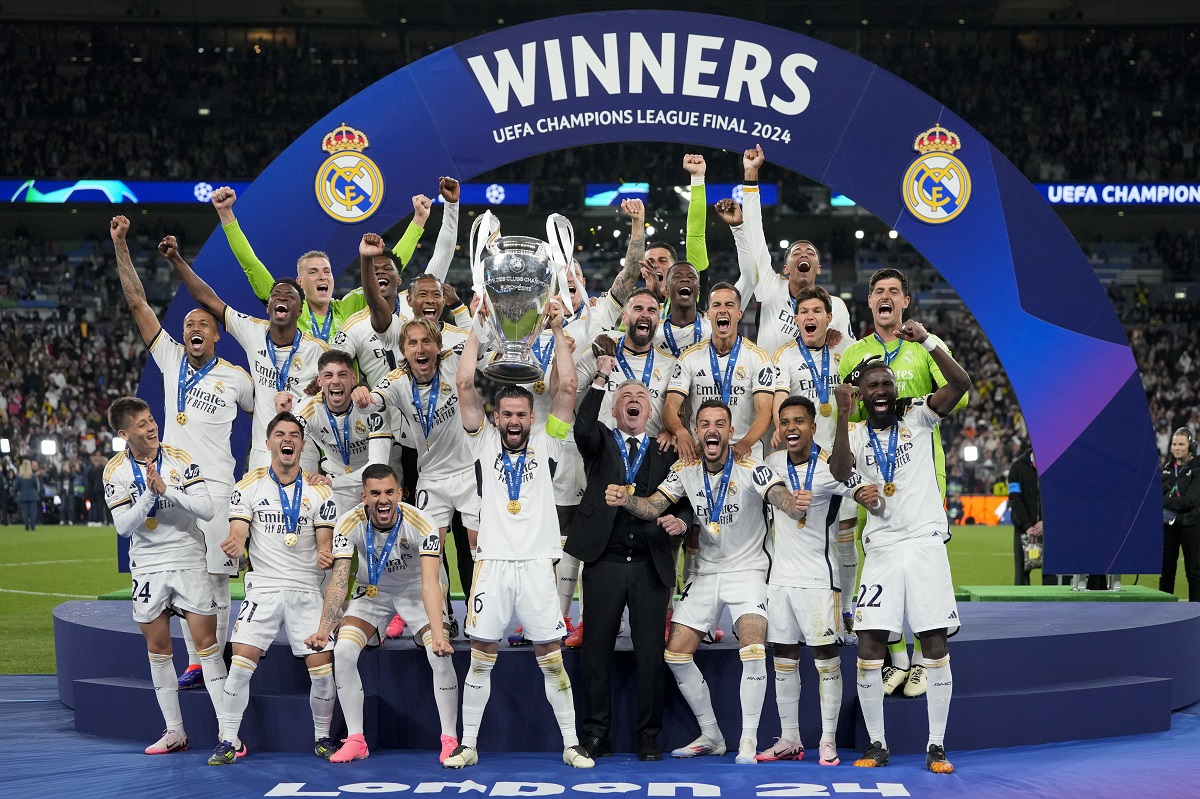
799;515;807;527
533;380;546;395
284;533;298;547
883;482;896;497
176;412;188;426
625;484;635;495
507;499;521;514
819;402;832;417
145;518;158;530
364;584;378;598
707;521;720;535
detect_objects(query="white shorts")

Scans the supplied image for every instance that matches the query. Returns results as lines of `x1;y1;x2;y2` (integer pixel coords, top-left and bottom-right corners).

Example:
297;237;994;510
344;576;445;641
673;569;768;633
767;584;840;647
415;467;480;530
130;568;216;624
231;588;334;657
465;558;566;643
854;538;959;636
553;433;585;508
200;481;239;576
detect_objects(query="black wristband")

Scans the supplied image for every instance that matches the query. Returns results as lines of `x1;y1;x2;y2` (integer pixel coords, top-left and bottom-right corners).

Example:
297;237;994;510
743;179;759;187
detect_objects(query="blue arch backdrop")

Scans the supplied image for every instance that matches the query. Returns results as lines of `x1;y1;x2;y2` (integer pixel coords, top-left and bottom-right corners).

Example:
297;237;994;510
141;10;1158;575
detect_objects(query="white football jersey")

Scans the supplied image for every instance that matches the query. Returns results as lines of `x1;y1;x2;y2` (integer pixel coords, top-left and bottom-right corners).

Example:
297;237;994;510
469;424;564;561
574;337;677;436
845;396;949;551
295;395;393;510
329;308;399;389
104;445;208;572
380;317;470;360
667;336;776;440
229;468;338;592
772;337;851;449
223;308;328;452
754;272;854;354
373;353;473;480
655;453;784;575
765;448;859;590
332;503;441;593
149;330;254;484
655;313;712;358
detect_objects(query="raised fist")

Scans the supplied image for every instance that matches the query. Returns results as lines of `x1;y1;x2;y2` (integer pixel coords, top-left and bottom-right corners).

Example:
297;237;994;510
359;232;385;259
620;198;645;221
439;177;460;204
158;236;179;259
109;215;130;242
683;154;706;177
713;198;742;226
211;186;236;211
412;194;433;226
743;144;765;175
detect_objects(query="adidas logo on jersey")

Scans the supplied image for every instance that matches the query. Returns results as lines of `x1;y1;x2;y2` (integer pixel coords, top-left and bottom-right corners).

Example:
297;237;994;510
258;499;271;506
822;628;836;637
948;611;958;619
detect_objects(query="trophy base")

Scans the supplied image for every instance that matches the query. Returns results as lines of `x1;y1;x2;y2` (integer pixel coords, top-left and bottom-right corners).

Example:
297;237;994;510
483;354;545;385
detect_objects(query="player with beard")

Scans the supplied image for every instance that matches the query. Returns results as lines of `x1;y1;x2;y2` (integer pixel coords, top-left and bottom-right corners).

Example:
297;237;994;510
165;237;329;471
445;300;593;770
210;185;425;342
110;216;255;690
665;283;776;463
829;322;971;774
610;399;806;765
209;412;340;765
772;286;860;641
717;145;854;353
757;396;879;766
295;350;393;512
305;464;459;764
838;268;967;696
103;397;223;756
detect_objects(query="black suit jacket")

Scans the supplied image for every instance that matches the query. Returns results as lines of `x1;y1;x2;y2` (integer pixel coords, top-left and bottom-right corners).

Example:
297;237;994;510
566;384;692;588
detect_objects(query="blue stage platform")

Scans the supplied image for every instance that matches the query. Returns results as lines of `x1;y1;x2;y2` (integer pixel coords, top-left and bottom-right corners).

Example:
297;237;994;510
54;600;1200;756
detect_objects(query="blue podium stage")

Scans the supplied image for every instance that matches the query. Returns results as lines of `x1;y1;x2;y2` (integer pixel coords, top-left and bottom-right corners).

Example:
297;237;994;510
55;600;1200;756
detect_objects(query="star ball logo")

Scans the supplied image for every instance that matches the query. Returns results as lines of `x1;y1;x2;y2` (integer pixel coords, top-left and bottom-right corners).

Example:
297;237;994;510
902;124;971;224
315;123;384;223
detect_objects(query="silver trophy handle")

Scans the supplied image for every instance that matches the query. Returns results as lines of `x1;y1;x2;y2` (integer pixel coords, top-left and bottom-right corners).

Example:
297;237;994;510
470;211;501;321
546;214;576;314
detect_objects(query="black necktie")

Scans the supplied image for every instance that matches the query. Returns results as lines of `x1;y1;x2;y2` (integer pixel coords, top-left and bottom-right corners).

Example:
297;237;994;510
627;437;639;467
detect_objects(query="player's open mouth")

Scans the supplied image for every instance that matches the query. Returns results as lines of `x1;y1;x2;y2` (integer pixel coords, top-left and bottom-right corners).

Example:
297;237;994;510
715;317;731;333
273;302;289;319
189;334;205;346
872;397;890;411
415;354;431;368
634;320;652;336
327;385;345;399
703;434;721;453
877;300;893;316
281;443;296;456
626;405;641;418
377;278;390;289
376;503;393;518
797;259;812;273
316;283;330;295
803;322;818;335
677;286;693;299
786;433;801;446
421;304;438;318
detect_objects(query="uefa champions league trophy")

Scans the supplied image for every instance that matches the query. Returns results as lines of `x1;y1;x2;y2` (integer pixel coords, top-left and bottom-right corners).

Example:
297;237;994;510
469;211;576;384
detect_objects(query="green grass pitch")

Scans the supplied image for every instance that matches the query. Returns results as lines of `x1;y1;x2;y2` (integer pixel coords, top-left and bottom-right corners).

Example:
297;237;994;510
0;523;1184;674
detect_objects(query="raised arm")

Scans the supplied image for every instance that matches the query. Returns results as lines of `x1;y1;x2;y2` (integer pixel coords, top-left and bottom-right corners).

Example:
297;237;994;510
109;216;162;346
899;321;971;416
160;236;227;321
829;382;856;483
425;179;461;282
456;329;486;432
575;354;614;457
390;194;431;272
358;232;393;333
547;300;578;425
608;199;646;304
683;154;709;273
211;186;274;302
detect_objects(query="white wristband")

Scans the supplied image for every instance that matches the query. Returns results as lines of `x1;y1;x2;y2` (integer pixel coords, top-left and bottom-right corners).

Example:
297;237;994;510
690;175;705;186
921;337;937;352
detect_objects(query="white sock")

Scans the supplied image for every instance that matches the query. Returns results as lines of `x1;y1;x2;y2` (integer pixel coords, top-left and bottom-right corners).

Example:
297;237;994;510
308;662;336;740
739;644;767;742
196;643;228;718
912;639;925;668
924;654;952;748
856;658;886;749
837;532;858;617
461;650;496;748
422;630;460;738
814;656;842;744
180;618;201;668
555;554;580;619
888;640;910;671
772;656;801;742
665;650;721;742
219;655;256;743
148;652;183;734
535;650;580;747
333;626;368;736
213;575;232;652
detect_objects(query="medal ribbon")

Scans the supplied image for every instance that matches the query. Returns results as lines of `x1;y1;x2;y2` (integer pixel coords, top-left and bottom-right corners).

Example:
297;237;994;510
615;337;655;387
129;448;163;519
786;443;821;493
798;344;831;408
365;516;403;588
613;430;651;487
531;334;555;375
500;447;527;506
702;450;735;529
177;355;218;417
324;407;353;468
707;336;743;405
873;333;902;366
411;370;441;443
866;422;899;487
270;467;303;535
308;307;333;342
266;330;302;393
662;313;703;357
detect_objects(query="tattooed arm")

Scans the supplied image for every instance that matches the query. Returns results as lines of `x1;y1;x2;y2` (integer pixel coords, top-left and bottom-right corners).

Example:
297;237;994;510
305;557;350;651
767;483;807;521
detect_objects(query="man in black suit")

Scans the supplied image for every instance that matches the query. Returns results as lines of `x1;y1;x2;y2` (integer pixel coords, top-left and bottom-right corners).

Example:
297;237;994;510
566;355;692;762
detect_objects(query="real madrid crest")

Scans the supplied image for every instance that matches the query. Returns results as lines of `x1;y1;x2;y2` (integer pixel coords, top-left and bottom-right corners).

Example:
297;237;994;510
902;124;970;224
315;122;384;223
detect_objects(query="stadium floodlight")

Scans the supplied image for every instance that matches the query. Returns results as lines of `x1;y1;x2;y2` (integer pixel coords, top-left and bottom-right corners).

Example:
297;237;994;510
112;437;127;452
854;229;865;239
888;230;899;239
645;225;656;236
40;440;57;456
0;438;9;453
613;230;621;238
779;240;790;249
963;445;979;463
